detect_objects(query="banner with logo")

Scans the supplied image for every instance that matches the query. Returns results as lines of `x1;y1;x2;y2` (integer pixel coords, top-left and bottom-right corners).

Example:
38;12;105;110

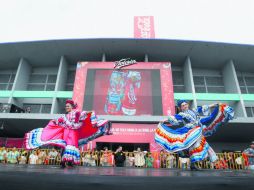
134;16;155;38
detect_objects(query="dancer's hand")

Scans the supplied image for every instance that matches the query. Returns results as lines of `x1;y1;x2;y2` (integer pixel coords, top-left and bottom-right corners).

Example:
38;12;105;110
86;111;93;114
209;103;219;108
160;119;168;124
57;117;64;123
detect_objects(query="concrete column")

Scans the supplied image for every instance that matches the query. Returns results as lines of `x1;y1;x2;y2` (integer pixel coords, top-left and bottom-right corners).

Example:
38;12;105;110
51;56;68;114
12;58;32;91
51;98;61;114
54;56;68;91
183;57;197;108
8;58;32;107
222;60;241;93
102;53;106;62
144;54;149;62
222;60;247;117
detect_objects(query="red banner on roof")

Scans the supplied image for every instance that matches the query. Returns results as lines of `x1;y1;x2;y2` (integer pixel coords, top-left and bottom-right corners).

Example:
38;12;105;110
134;16;155;38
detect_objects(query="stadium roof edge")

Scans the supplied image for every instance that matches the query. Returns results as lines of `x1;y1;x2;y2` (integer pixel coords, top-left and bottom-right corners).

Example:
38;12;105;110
0;38;254;71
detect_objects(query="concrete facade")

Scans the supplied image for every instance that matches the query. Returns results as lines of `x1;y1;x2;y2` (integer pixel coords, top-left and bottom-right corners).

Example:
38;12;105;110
0;39;254;151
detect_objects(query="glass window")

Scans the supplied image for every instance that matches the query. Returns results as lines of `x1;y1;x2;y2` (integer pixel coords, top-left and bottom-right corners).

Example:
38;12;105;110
195;86;207;93
29;74;47;83
246;107;253;117
0;74;10;83
206;76;224;86
45;84;55;91
47;75;57;83
237;76;245;86
240;86;247;94
207;87;225;93
247;87;254;94
23;104;41;113
173;85;185;93
10;74;16;83
27;84;45;91
7;84;13;90
194;76;205;85
41;104;52;113
65;84;74;91
58;98;68;114
67;71;76;83
0;84;7;90
245;77;254;86
172;71;184;85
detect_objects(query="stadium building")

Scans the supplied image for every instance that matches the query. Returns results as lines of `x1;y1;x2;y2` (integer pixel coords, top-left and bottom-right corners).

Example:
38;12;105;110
0;16;254;152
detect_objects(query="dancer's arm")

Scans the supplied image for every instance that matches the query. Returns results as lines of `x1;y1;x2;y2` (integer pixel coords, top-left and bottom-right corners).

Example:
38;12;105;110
54;114;82;129
78;111;93;121
196;103;220;116
209;103;219;108
244;149;254;157
161;114;184;126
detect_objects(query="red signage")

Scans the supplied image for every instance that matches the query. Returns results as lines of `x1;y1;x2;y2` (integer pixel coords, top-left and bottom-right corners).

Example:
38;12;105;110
134;16;155;38
73;62;174;116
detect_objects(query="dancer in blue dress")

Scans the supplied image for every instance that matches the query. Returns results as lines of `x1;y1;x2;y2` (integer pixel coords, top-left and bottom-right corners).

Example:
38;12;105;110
155;100;234;170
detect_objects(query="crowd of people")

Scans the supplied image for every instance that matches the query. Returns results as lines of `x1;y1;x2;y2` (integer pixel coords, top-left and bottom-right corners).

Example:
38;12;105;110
0;143;253;170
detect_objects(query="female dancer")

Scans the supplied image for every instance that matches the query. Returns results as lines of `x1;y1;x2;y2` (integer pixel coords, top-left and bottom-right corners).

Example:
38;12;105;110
155;100;234;170
25;99;111;167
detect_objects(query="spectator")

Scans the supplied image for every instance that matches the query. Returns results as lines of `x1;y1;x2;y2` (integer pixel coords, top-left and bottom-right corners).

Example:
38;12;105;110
19;150;28;164
134;147;145;167
126;153;135;167
29;150;38;164
243;141;254;170
82;151;91;167
43;151;50;165
25;106;31;113
235;152;243;170
90;151;98;166
145;153;154;168
224;152;235;169
81;152;86;166
166;153;176;169
100;147;112;166
100;153;108;166
56;151;62;165
179;157;190;169
7;147;20;164
48;149;58;165
37;149;46;165
0;147;7;163
160;150;167;168
215;155;228;169
114;146;126;167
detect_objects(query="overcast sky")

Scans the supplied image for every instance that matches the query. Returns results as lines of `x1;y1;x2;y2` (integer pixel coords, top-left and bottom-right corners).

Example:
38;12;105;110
0;0;254;45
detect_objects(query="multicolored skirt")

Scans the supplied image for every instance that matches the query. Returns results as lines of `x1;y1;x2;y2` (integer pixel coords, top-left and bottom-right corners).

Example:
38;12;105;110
155;104;234;163
25;114;111;165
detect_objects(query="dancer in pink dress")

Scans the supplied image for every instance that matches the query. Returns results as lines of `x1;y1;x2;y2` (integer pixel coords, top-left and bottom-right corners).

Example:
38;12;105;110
25;99;111;167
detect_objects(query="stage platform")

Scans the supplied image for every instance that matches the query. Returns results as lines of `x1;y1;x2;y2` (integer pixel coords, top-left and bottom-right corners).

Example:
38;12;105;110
1;164;254;190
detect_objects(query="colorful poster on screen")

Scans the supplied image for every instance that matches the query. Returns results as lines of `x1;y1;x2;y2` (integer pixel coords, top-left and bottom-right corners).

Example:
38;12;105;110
72;62;174;116
134;16;155;38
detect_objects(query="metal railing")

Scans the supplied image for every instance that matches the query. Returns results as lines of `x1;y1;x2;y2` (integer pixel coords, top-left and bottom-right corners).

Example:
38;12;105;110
0;148;249;170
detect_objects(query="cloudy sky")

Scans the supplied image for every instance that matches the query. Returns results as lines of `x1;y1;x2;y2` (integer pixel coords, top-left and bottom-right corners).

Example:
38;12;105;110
0;0;254;45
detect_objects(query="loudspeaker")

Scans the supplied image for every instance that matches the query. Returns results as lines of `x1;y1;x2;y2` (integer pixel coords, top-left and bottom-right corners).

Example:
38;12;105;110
0;104;24;113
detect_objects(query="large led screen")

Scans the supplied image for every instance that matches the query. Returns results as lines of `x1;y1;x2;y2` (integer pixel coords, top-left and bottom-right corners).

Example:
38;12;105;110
73;62;175;116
